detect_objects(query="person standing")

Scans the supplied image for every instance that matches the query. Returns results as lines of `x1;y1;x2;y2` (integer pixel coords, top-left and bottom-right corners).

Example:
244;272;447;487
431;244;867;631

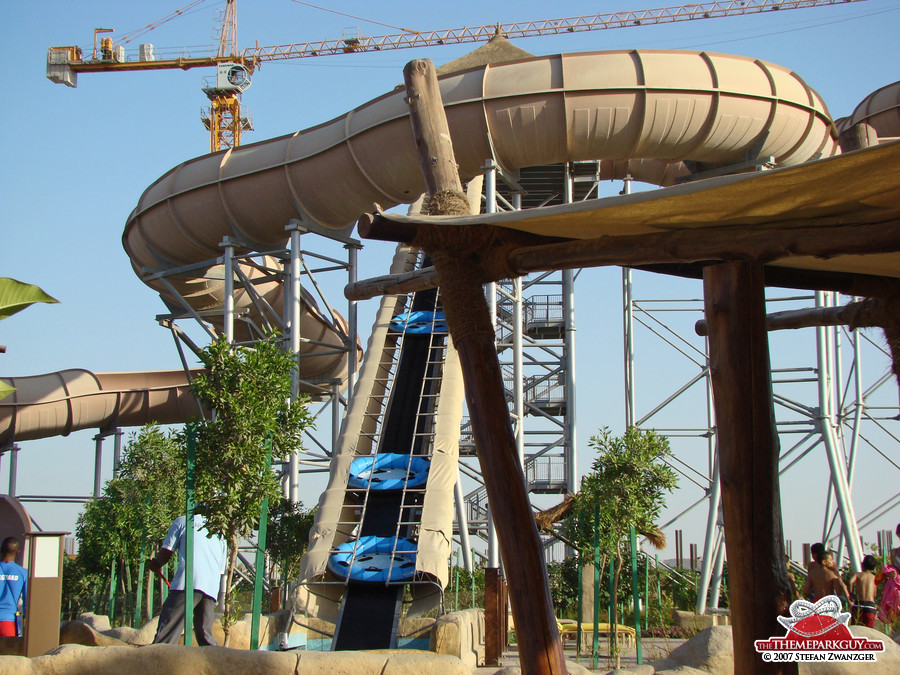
148;514;227;646
0;537;27;638
848;555;878;627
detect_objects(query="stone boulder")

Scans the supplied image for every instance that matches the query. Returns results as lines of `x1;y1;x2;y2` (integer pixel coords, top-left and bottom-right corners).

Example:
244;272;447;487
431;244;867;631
652;624;900;674
75;613;110;633
651;625;734;673
0;643;470;674
102;616;158;646
59;621;134;648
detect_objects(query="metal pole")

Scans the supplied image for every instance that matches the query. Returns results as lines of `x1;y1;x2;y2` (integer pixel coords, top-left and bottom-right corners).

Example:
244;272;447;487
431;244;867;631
332;381;341;451
511;193;525;467
838;328;865;565
630;526;642;664
7;445;18;496
250;437;273;650
622;174;635;429
184;424;196;646
563;165;578;493
576;510;583;661
287;223;303;505
815;291;862;570
696;449;721;615
454;469;473;572
623;268;635;428
709;529;727;609
346;243;360;396
113;429;123;478
221;238;235;344
484;159;500;570
487;504;499;569
93;434;103;498
592;504;600;670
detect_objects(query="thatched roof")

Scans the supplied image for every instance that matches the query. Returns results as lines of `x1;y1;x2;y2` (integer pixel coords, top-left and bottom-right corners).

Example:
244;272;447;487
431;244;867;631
436;30;534;76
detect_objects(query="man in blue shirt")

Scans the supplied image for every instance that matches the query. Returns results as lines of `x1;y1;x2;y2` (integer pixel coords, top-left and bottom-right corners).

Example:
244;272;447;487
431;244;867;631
148;514;227;646
0;537;26;638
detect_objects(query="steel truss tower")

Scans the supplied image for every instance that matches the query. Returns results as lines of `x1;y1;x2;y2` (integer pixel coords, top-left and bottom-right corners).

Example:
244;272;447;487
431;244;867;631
148;219;361;501
624;270;900;613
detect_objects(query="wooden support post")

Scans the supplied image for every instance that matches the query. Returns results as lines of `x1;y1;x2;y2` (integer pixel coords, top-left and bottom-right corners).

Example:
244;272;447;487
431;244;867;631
403;58;566;674
703;260;796;674
485;567;502;666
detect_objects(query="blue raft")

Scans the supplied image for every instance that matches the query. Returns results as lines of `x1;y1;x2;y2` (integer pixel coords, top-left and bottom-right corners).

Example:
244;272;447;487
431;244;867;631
389;310;447;334
347;453;430;491
327;535;418;583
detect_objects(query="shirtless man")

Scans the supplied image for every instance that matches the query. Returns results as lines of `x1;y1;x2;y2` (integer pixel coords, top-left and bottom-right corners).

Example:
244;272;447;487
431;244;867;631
849;555;878;627
803;547;850;604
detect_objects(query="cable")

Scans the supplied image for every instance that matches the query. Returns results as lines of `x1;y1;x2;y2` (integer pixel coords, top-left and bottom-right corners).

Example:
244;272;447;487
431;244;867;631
288;0;419;34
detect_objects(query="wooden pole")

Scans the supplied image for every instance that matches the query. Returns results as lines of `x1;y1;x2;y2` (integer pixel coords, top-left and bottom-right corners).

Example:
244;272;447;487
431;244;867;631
403;57;566;674
703;260;796;674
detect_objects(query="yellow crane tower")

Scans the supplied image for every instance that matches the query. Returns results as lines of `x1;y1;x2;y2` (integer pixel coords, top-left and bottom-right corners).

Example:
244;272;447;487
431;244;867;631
47;0;867;152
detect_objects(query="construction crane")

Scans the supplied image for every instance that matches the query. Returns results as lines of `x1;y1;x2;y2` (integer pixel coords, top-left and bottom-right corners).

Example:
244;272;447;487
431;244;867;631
47;0;867;151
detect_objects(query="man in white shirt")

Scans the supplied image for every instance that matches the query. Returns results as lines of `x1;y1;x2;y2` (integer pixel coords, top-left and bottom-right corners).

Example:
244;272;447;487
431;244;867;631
149;514;227;646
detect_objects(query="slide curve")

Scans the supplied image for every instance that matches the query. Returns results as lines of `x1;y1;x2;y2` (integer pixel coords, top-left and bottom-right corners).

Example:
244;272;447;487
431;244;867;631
6;47;881;447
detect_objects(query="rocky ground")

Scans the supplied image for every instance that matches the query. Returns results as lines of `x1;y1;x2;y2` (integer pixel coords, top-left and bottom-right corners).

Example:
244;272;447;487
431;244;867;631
1;617;898;673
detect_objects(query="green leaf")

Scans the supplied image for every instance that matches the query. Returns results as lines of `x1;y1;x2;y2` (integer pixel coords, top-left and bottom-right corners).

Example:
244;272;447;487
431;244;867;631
0;277;59;321
0;380;14;401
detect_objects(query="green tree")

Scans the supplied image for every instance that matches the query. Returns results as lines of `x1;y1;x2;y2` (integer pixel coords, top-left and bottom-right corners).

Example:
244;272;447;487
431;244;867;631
563;426;678;665
266;498;316;584
189;336;314;644
73;425;185;623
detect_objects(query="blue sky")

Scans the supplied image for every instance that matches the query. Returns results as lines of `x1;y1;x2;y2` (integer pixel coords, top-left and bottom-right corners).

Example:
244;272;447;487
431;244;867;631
2;0;899;562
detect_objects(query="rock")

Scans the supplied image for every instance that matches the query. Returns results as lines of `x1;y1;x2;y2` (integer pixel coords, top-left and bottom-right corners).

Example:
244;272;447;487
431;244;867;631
59;621;134;648
796;626;900;675
75;613;110;633
103;616;158;646
431;608;485;667
0;655;33;674
9;644;468;674
651;624;900;675
651;625;733;673
609;666;655;675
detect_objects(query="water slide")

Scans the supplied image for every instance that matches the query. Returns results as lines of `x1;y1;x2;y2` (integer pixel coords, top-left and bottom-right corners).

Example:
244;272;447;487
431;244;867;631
4;47;843;447
5;44;890;645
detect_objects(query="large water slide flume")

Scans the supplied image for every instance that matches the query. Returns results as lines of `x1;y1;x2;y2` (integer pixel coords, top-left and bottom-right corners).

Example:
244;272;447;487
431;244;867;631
2;47;892;653
3;48;844;446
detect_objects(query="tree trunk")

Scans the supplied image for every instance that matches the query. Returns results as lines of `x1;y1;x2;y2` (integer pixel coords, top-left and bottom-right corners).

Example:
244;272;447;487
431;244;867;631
703;260;796;674
403;57;566;674
223;533;239;647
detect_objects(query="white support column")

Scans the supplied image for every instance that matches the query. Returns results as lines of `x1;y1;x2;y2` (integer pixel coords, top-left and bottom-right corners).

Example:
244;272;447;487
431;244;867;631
287;222;304;505
332;380;342;450
622;174;636;429
112;429;123;478
220;238;236;344
345;243;360;396
455;469;474;573
513;276;525;467
815;291;863;570
483;159;500;567
93;434;104;498
708;527;727;609
562;165;578;493
696;450;721;614
6;445;19;496
838;328;865;565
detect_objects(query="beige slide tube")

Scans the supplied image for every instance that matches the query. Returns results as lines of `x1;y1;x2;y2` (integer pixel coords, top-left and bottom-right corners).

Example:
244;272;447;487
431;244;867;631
4;49;840;446
0;370;198;445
